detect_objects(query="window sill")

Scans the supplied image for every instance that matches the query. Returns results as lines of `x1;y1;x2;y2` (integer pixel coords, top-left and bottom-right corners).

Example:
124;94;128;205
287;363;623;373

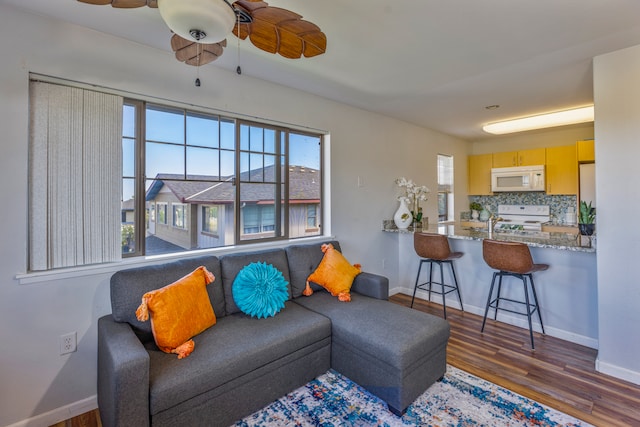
16;235;333;285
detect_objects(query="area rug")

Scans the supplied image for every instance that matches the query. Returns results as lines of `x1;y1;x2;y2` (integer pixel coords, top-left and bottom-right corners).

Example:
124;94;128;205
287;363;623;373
234;366;592;426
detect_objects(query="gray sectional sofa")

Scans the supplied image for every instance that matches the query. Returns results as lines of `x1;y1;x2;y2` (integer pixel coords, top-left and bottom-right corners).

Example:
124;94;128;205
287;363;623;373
98;240;450;427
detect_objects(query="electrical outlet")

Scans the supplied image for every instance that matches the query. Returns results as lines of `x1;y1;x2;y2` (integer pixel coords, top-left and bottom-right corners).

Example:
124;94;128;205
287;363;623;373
60;332;77;355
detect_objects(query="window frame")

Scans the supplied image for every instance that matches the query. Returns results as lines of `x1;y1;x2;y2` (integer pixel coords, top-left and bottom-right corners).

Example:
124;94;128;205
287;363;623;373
123;99;324;257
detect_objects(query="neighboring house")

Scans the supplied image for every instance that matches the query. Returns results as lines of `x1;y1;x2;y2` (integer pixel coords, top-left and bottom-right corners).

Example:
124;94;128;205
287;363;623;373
143;165;321;250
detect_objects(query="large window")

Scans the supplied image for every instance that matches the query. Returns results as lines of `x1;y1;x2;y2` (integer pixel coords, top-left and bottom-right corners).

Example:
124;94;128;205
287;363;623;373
437;154;454;222
122;101;323;256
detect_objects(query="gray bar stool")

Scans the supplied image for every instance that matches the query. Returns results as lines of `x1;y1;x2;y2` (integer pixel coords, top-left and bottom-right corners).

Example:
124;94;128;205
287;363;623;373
481;239;548;349
411;232;464;319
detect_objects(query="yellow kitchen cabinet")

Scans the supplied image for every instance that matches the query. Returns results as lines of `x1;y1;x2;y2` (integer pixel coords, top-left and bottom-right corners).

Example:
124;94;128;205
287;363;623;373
577;139;595;162
468;153;493;195
545;145;578;195
492;148;546;167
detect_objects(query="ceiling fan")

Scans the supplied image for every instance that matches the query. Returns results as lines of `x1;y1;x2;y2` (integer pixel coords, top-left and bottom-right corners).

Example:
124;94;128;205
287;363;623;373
77;0;327;67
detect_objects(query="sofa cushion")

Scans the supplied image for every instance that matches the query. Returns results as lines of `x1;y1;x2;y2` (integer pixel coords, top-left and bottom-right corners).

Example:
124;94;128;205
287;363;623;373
110;256;223;342
146;301;331;415
220;249;291;315
285;240;341;297
305;243;361;302
232;262;289;318
294;291;450;371
135;266;217;359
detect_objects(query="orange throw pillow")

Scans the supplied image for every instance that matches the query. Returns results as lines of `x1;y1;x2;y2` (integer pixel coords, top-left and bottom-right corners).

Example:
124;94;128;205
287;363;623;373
304;243;361;302
135;266;216;359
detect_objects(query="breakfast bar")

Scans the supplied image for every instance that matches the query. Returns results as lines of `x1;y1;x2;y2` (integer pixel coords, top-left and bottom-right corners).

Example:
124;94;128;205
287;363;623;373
385;224;598;349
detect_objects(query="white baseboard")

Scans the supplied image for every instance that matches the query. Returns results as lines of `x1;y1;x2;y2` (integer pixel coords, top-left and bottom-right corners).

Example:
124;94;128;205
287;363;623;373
596;359;640;386
389;287;599;349
6;396;97;427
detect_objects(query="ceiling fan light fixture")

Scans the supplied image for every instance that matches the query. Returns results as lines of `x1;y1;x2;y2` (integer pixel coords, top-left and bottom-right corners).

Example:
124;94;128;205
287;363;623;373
158;0;235;44
483;105;594;135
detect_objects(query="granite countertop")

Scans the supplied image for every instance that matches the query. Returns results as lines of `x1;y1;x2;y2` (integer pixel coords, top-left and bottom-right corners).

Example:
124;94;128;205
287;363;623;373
383;222;596;253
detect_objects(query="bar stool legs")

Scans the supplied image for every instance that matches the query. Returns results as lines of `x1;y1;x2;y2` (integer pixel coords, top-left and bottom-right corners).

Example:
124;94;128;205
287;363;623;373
481;270;545;349
411;258;464;319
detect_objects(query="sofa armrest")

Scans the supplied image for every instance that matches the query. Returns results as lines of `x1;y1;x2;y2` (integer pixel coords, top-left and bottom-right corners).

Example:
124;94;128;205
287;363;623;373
352;272;389;300
98;315;150;427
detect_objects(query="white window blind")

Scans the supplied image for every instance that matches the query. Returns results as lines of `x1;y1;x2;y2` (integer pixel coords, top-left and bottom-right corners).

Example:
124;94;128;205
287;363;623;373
29;81;123;271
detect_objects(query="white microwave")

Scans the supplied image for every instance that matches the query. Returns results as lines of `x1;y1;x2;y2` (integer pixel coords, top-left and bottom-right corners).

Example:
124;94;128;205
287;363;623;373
491;165;545;192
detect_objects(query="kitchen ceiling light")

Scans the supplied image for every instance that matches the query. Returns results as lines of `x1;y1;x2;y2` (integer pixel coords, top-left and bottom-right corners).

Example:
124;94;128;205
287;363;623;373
157;0;236;44
483;105;594;135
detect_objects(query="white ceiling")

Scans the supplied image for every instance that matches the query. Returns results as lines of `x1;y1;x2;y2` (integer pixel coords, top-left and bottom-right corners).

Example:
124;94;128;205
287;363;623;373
5;0;640;140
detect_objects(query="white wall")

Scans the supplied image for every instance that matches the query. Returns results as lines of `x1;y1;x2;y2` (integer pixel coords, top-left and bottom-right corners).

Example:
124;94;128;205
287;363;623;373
593;45;640;385
0;5;468;426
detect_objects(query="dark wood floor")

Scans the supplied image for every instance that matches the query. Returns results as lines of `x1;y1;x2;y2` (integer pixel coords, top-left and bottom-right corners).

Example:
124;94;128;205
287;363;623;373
392;293;640;427
54;294;640;427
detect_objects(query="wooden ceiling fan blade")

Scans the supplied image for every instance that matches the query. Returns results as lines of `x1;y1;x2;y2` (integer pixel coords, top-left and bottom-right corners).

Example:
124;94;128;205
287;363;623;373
171;34;226;66
112;0;150;7
302;31;326;57
232;0;326;58
77;0;157;8
250;6;301;24
278;31;303;59
247;19;279;54
77;0;114;5
184;49;221;66
279;20;326;58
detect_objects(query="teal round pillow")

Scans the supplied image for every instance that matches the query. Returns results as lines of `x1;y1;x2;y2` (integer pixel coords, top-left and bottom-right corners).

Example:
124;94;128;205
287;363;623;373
232;262;289;319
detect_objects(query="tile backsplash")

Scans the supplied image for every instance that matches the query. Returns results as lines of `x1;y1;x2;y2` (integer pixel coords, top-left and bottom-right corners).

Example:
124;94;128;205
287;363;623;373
467;193;578;224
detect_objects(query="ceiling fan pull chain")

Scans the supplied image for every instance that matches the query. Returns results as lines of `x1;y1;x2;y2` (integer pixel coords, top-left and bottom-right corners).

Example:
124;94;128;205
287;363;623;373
236;12;242;75
195;43;201;87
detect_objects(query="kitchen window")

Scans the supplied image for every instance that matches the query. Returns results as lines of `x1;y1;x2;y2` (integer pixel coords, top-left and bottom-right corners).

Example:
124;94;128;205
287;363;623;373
437;154;454;222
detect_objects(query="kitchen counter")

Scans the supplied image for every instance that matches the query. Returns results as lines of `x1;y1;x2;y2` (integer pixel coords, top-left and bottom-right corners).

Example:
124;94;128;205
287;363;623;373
383;222;598;348
383;222;595;253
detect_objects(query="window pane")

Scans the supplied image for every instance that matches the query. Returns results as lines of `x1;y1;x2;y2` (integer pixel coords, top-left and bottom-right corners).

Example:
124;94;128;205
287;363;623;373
249;153;264;181
221;149;235;177
146;142;184;178
437;154;454;222
250;126;263;152
220;118;235;150
264;128;276;153
290;133;320;170
187;147;219;177
289;132;321;238
123;104;136;138
187;113;218;148
240;124;249;151
240;183;279;241
240;151;249;175
146;105;184;143
122;138;135;177
122;177;136;255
